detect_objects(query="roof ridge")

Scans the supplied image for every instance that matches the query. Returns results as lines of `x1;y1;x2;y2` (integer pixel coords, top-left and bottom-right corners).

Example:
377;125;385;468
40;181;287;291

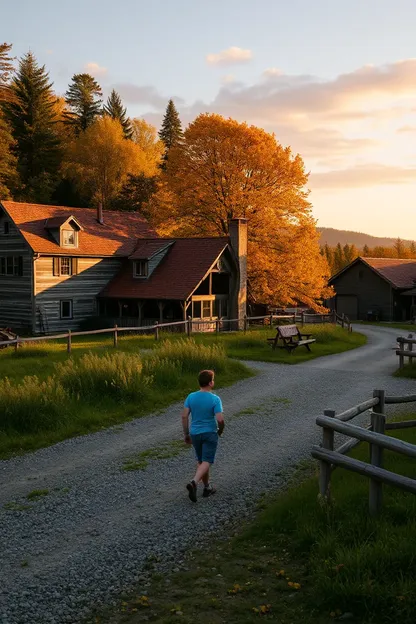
2;200;147;218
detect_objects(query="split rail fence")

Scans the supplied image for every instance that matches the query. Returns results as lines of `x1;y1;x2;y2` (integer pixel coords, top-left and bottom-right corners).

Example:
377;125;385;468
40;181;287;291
0;310;351;353
311;389;416;515
396;334;416;368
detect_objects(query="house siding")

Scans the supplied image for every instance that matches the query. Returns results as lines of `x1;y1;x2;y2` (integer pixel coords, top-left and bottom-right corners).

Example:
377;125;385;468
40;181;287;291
35;256;122;333
330;260;393;321
0;212;33;331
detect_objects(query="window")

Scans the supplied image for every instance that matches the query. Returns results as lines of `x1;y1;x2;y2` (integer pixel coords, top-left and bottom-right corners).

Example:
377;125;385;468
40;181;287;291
192;300;201;318
62;229;76;246
60;300;73;319
60;257;71;276
0;256;23;276
202;300;211;318
134;260;148;278
53;257;78;277
4;221;9;235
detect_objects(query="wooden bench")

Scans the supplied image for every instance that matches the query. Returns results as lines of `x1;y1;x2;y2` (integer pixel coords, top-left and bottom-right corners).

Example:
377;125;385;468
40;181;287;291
267;324;316;353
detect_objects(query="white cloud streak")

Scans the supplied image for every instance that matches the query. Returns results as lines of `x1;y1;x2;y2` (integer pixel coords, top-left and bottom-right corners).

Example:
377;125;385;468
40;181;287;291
206;46;252;66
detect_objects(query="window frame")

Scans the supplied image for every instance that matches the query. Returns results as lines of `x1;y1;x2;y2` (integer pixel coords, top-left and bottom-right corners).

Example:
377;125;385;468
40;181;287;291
60;257;71;276
60;300;73;320
0;256;23;277
133;260;148;278
62;229;76;247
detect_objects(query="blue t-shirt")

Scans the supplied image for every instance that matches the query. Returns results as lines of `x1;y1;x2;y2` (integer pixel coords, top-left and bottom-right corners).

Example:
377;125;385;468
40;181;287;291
184;391;223;435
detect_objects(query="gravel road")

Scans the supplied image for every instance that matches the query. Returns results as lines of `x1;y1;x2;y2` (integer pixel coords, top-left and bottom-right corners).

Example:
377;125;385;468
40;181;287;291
0;325;414;623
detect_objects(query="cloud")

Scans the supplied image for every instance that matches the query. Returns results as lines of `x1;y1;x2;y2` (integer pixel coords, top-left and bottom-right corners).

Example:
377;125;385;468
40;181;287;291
263;67;284;77
112;83;183;110
84;62;108;77
310;164;416;189
397;125;416;133
206;46;252;66
221;74;236;84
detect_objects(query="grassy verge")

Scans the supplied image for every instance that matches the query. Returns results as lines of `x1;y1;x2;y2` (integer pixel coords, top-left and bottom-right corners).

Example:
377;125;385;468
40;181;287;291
104;418;416;624
0;339;253;459
394;363;416;379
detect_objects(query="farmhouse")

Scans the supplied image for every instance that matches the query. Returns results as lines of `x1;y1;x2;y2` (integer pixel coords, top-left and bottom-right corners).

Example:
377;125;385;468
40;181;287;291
328;256;416;321
0;201;247;334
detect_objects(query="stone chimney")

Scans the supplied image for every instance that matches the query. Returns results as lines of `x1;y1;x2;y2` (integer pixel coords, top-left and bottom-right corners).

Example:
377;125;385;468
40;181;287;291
97;202;104;224
229;218;247;325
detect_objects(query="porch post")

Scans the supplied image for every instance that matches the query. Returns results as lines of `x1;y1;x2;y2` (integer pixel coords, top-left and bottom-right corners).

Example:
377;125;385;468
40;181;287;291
137;301;143;327
158;301;165;324
118;301;122;319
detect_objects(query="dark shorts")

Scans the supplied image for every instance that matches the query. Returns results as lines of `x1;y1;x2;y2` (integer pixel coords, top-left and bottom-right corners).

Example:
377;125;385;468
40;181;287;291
191;432;218;464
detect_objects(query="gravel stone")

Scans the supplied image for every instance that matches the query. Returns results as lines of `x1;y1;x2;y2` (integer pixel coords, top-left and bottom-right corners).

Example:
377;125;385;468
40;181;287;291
0;326;412;623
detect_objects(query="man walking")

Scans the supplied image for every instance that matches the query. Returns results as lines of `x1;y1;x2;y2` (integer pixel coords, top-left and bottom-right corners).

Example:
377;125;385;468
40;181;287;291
182;369;224;502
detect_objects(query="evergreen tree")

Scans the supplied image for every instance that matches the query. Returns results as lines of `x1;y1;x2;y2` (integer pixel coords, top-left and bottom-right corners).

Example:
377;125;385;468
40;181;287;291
64;73;102;133
103;89;132;139
362;244;370;257
158;99;183;166
4;52;61;201
334;242;344;273
0;42;15;104
111;173;158;212
0;112;18;197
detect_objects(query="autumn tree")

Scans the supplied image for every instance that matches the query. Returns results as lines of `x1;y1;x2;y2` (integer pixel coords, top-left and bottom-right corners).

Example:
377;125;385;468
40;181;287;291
65;73;102;133
4;52;61;202
0;114;18;197
362;244;370;257
158;99;183;167
63;116;148;209
154;113;331;308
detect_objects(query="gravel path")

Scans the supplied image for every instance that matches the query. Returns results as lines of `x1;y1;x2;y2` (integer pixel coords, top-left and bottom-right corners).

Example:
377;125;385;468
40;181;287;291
0;325;414;623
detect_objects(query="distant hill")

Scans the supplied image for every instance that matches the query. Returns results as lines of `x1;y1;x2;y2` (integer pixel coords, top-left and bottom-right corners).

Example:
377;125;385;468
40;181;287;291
318;227;415;248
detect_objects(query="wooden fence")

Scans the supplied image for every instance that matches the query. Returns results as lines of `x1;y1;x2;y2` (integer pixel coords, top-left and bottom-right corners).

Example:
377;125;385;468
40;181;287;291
396;334;416;368
311;389;416;515
0;310;352;353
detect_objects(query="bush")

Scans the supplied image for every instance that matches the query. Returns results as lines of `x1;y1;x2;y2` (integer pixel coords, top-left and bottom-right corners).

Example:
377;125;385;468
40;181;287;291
0;376;69;434
56;351;151;402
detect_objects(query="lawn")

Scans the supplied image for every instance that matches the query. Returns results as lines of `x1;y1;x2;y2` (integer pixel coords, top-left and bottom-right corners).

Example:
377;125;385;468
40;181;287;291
0;338;253;459
394;363;416;379
105;417;416;624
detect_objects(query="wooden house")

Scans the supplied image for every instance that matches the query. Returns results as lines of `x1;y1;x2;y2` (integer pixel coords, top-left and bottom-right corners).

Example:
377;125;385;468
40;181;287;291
327;257;416;321
0;201;247;334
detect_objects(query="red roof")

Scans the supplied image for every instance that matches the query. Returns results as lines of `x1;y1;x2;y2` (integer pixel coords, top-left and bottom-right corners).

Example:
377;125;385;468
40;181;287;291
362;258;416;289
100;238;228;300
129;239;174;260
1;201;155;256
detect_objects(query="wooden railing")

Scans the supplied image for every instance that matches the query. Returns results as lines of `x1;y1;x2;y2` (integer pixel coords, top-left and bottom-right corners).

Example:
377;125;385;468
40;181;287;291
311;389;416;515
396;334;416;368
0;311;352;353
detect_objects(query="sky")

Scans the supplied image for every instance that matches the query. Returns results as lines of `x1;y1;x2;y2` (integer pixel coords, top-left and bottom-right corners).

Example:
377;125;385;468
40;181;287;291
4;0;416;238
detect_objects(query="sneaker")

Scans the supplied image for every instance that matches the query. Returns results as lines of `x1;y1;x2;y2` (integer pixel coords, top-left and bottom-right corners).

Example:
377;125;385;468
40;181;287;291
202;485;216;498
186;480;197;503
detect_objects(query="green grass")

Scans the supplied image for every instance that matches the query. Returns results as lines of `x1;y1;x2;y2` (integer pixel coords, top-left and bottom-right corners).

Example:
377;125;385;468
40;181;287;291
104;417;416;624
0;339;252;459
394;363;416;379
26;489;49;500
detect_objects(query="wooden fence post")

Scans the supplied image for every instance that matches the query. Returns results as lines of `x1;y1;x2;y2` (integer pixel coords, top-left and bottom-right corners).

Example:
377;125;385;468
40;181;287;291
243;314;248;334
113;324;118;348
301;311;305;327
408;334;413;366
319;409;335;501
369;389;386;516
397;339;404;368
67;329;72;354
341;313;345;329
269;313;273;327
14;336;19;353
187;316;192;337
215;319;219;334
154;321;159;341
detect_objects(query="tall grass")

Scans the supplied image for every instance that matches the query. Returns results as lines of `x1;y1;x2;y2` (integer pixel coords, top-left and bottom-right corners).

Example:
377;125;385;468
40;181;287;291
154;338;228;374
0;376;69;434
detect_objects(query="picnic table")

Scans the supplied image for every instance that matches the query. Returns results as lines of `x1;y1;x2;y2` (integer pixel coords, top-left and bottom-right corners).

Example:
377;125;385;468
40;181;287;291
267;324;316;354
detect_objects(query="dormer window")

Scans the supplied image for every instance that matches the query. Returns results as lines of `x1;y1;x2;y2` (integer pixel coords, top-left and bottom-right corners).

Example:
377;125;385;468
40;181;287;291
63;229;76;247
134;260;148;278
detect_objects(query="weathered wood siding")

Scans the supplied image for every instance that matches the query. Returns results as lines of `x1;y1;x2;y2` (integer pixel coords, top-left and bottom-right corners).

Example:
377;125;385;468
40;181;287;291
35;256;122;333
331;260;393;321
0;212;33;331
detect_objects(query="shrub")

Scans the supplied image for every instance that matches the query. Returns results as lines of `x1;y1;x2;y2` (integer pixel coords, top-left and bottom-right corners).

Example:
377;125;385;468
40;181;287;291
56;351;151;402
0;376;69;434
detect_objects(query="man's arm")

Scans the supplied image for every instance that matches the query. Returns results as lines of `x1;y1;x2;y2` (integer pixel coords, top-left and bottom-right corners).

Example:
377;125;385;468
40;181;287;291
216;412;225;436
182;407;192;444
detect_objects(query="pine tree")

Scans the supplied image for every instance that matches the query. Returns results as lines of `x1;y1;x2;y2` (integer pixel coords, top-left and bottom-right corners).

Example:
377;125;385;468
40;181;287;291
4;52;61;201
65;73;102;133
362;244;370;257
158;99;183;166
0;42;15;104
103;89;132;139
334;243;344;273
0;112;18;197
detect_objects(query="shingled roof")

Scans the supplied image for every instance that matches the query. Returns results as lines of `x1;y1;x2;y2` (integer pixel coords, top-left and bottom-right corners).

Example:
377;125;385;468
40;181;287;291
100;238;228;300
1;201;155;256
331;257;416;289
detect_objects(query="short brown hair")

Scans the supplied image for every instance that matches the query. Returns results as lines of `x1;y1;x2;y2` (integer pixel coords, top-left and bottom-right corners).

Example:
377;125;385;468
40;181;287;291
198;369;214;387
